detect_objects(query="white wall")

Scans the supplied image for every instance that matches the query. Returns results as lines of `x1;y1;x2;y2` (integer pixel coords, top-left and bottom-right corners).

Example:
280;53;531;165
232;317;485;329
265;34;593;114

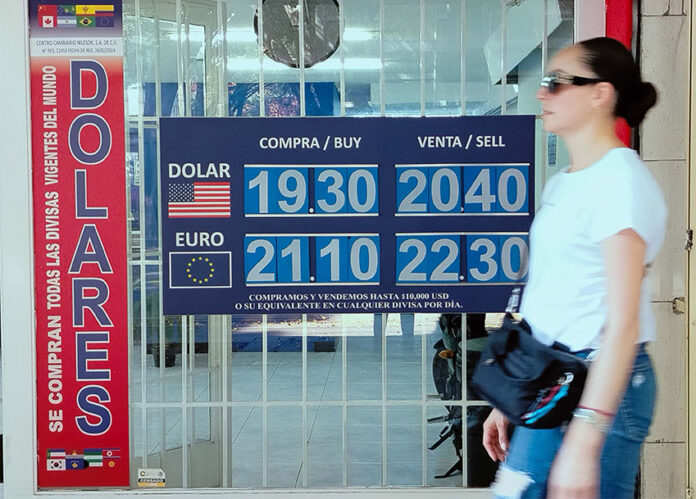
638;0;690;497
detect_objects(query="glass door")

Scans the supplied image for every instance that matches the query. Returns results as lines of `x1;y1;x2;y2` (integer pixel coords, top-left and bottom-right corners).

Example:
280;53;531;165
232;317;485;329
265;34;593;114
123;0;575;490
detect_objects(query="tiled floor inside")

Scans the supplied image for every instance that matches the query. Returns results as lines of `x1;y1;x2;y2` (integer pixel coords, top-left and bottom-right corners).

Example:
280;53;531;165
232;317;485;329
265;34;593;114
1;314;496;494
130;314;499;489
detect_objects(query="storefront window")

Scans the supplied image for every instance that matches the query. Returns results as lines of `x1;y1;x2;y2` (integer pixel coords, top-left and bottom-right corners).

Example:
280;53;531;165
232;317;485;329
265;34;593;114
123;0;574;490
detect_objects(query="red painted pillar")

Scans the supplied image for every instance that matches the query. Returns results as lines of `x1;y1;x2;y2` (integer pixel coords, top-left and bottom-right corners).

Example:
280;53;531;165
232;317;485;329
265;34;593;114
605;0;633;146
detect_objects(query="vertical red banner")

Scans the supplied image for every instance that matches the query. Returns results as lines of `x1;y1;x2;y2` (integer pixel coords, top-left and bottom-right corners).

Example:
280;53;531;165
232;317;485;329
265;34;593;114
29;1;129;488
606;0;633;146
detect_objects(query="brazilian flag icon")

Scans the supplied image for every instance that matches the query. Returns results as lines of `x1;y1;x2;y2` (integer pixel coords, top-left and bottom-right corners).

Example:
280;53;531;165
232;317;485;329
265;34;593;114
77;15;95;27
169;252;232;289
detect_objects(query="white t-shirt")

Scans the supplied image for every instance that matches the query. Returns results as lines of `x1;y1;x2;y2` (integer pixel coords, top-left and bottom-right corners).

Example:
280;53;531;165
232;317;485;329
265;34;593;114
519;147;667;351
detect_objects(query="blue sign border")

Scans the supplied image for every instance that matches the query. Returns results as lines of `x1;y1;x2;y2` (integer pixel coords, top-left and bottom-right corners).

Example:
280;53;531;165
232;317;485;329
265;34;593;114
160;115;535;314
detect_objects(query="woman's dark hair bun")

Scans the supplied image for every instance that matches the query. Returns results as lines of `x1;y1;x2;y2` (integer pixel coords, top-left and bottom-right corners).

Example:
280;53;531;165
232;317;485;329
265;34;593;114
618;81;658;128
578;37;658;127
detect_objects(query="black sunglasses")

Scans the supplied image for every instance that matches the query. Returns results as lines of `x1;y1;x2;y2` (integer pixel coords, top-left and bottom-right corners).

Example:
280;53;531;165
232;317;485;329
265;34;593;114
540;72;605;93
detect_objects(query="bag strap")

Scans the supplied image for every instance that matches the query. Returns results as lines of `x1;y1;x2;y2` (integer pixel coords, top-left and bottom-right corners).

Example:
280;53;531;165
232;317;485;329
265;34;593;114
505;237;529;314
487;314;524;355
505;287;522;314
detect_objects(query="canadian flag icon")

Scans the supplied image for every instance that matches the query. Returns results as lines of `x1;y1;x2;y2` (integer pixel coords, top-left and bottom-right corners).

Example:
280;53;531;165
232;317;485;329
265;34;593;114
41;15;55;27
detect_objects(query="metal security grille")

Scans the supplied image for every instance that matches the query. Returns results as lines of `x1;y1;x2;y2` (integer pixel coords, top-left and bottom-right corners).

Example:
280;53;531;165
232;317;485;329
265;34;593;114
124;0;571;490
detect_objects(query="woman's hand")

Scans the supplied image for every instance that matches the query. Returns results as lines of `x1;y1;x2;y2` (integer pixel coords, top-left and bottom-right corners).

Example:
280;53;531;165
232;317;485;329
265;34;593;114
547;424;602;498
482;408;509;462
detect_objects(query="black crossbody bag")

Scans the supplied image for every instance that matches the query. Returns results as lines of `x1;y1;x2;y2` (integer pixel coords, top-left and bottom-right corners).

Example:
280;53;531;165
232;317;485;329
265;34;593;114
471;289;589;429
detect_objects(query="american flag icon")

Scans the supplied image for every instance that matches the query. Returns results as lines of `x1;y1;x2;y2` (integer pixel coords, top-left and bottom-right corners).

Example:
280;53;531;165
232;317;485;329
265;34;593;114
168;182;231;218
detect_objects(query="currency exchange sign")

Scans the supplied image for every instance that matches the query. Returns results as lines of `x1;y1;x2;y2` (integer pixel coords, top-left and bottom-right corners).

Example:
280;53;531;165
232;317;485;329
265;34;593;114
160;116;535;315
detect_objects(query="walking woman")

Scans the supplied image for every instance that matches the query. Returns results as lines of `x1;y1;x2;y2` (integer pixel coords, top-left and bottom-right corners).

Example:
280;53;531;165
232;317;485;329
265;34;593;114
482;37;667;499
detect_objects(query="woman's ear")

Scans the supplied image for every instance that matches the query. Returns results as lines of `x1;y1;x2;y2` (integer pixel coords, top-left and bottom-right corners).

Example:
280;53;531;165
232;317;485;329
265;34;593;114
591;81;617;111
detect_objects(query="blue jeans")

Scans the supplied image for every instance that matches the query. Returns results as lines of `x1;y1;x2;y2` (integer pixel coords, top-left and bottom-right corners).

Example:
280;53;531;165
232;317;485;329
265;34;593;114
493;344;656;499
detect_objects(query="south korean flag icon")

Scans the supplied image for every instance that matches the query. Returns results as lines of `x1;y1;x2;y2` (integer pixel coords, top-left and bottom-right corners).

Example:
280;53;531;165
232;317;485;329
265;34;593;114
47;459;66;471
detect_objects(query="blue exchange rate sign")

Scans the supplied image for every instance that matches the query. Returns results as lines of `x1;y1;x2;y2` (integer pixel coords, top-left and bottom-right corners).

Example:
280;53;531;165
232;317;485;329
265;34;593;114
160;116;534;315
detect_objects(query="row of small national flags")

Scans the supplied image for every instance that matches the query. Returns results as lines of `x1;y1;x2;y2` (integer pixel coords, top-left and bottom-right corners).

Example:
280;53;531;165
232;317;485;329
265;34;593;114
39;5;115;29
47;448;121;471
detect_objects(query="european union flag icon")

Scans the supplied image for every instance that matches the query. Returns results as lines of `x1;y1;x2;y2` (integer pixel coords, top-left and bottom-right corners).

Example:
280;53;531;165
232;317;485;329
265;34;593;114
96;15;114;27
169;252;232;289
